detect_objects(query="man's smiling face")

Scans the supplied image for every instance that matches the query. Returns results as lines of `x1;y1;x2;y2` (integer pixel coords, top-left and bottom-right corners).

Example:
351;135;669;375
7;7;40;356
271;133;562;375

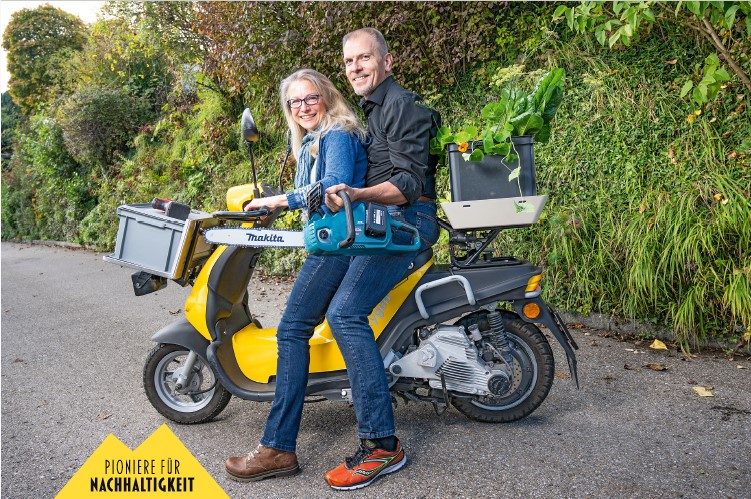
343;34;392;98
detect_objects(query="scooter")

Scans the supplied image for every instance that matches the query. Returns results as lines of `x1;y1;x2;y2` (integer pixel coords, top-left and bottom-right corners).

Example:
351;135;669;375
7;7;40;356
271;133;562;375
108;108;579;425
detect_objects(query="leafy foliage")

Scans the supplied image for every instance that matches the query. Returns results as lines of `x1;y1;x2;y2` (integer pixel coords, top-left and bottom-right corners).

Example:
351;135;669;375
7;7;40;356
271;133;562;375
1;1;749;347
1;5;87;113
72;18;173;108
57;86;154;172
431;68;565;163
193;2;501;104
1;92;20;160
552;1;751;106
1;115;95;242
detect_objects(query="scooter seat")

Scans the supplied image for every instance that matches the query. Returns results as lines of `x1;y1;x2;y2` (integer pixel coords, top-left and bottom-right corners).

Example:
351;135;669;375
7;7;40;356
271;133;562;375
405;247;433;278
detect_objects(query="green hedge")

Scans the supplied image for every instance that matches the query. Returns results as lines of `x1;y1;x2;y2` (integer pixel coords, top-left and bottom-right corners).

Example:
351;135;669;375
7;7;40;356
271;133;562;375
2;2;748;348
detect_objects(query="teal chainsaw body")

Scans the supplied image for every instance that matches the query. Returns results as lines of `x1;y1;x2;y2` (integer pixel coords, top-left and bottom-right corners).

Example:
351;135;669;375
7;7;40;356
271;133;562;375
304;201;421;256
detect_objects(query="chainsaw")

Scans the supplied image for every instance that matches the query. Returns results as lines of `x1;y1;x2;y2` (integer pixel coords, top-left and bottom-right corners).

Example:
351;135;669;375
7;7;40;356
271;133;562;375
204;182;421;255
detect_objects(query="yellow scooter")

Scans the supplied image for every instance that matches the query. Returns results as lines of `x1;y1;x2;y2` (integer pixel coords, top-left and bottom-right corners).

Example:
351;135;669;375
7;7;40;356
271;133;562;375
107;109;579;425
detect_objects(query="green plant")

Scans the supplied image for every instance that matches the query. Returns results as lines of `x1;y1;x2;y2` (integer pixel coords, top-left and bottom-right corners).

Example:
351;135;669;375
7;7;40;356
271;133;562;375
552;1;751;106
430;67;565;167
1;4;87;114
57;86;154;173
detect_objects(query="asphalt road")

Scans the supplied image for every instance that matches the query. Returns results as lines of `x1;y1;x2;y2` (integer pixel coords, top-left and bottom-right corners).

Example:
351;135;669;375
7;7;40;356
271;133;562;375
2;241;750;498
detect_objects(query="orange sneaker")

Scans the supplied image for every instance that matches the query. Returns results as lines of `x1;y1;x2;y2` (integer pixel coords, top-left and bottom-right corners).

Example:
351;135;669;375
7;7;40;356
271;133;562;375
324;438;406;490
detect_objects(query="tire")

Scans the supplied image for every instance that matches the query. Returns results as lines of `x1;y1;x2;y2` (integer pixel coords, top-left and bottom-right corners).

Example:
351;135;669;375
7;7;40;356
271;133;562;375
143;343;232;424
450;313;555;423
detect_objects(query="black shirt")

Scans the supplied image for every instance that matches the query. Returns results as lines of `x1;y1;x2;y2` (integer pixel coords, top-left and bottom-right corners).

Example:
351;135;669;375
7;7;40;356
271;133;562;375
360;76;437;204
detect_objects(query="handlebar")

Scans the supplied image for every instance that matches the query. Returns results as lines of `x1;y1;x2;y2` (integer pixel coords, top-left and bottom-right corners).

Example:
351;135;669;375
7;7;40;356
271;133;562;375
212;208;270;221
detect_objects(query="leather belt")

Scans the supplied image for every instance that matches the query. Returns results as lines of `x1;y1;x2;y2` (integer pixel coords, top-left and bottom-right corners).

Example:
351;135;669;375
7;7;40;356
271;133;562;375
418;196;435;202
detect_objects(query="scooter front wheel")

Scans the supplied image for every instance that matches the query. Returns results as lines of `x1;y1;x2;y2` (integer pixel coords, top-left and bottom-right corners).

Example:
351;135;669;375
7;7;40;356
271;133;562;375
143;343;232;424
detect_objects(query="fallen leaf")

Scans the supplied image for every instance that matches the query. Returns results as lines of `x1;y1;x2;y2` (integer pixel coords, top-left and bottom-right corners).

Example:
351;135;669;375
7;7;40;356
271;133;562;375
737;365;748;369
13;358;25;364
168;309;181;315
650;339;668;350
555;371;571;380
665;59;677;65
644;363;668;371
96;412;112;421
624;363;635;370
727;151;737;160
693;386;715;397
713;193;723;202
603;375;615;382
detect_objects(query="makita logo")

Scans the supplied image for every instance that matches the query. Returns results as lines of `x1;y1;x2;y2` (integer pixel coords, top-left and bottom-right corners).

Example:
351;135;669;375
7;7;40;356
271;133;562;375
246;232;285;243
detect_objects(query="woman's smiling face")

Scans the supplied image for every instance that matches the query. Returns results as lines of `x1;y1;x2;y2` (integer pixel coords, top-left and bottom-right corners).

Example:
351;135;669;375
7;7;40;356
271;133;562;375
287;80;326;131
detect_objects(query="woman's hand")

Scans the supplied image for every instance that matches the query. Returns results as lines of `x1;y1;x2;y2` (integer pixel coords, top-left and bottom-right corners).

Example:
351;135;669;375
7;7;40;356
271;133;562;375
244;194;288;212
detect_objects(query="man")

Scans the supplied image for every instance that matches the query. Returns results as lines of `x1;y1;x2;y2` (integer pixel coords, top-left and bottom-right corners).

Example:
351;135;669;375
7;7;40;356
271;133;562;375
225;27;438;491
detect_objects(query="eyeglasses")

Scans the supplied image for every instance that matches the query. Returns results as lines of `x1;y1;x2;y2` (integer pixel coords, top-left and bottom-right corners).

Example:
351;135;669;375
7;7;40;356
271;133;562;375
287;94;321;109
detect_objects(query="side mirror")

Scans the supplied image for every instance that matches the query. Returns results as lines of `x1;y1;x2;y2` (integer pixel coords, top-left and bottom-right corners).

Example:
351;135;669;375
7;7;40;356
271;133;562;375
241;108;259;143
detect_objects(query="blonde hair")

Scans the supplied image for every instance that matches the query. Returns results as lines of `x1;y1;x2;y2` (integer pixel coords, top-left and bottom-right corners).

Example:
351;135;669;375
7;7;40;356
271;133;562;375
280;68;365;160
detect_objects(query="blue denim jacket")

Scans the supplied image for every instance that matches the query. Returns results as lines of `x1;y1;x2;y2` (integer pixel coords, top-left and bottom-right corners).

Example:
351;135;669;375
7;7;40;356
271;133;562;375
285;129;367;210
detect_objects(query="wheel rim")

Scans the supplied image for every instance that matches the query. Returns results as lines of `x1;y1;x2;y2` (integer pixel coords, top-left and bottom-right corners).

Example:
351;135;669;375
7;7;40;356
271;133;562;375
153;350;217;413
469;333;538;411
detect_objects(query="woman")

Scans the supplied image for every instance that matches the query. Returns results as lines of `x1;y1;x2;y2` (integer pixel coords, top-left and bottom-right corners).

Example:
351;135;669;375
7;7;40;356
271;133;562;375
226;69;367;481
243;68;367;213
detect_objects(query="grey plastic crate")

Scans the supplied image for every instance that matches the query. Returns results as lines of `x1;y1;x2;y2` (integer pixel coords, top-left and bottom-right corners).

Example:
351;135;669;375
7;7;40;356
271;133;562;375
105;204;216;280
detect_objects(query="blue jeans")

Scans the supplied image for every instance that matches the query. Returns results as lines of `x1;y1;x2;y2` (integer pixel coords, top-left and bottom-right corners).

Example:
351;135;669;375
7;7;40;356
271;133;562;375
261;201;439;452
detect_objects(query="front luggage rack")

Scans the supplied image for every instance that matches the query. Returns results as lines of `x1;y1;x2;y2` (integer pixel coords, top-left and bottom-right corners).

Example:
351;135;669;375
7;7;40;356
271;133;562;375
437;218;522;269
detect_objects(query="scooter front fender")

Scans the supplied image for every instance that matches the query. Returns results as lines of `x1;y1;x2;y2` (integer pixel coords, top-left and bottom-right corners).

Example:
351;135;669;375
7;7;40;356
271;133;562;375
151;318;210;362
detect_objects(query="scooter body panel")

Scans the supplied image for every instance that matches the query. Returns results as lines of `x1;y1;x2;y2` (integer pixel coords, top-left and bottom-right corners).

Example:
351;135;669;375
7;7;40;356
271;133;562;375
377;262;540;353
185;245;227;341
231;258;434;382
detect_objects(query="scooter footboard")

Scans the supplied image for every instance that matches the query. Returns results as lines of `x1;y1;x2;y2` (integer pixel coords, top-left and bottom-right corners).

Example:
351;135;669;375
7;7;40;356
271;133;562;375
206;336;353;401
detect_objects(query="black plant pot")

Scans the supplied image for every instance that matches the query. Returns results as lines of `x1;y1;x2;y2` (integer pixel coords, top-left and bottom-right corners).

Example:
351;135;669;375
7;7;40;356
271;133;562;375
447;136;536;202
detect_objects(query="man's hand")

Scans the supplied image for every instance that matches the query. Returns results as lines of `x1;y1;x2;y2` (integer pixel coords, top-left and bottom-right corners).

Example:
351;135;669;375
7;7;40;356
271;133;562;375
325;184;359;212
326;182;408;212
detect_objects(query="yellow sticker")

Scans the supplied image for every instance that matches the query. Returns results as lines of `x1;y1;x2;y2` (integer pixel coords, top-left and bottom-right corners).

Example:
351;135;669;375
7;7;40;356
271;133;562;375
56;424;228;498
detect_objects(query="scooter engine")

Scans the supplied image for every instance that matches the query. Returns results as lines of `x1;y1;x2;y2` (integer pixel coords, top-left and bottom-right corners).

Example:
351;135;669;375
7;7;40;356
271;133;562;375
388;325;510;396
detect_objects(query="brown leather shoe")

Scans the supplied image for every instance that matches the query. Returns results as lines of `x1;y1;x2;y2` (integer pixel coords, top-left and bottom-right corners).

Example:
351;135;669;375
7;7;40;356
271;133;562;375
225;444;300;482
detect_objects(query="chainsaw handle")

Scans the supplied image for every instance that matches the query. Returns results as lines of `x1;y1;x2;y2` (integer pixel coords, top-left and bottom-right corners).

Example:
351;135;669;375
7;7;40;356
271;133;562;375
337;191;356;249
212;208;270;221
389;219;421;251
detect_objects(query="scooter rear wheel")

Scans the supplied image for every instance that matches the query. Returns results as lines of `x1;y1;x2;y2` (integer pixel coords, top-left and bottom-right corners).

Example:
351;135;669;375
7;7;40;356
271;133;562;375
143;343;232;424
450;314;555;423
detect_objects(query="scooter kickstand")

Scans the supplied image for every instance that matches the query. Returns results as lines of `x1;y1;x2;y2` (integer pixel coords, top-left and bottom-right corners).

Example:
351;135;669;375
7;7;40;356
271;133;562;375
431;373;452;422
